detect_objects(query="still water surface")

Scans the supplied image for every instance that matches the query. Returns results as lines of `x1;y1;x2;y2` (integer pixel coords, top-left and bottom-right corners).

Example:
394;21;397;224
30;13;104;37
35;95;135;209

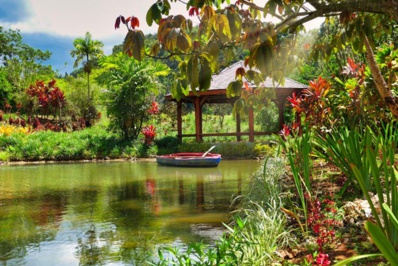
0;160;261;265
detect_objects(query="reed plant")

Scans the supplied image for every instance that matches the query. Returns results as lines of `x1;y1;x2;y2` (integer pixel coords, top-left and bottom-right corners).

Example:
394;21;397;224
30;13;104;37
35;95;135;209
315;124;398;265
278;126;313;232
313;126;374;195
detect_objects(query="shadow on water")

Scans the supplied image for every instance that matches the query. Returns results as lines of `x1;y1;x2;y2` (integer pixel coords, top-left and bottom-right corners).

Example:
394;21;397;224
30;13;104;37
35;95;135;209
0;160;261;265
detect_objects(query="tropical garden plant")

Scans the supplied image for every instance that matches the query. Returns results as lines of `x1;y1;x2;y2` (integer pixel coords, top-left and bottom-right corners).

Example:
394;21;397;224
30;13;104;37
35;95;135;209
96;52;169;140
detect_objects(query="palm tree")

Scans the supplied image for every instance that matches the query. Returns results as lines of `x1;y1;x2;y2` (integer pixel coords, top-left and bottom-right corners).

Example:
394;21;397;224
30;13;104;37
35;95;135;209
70;32;103;101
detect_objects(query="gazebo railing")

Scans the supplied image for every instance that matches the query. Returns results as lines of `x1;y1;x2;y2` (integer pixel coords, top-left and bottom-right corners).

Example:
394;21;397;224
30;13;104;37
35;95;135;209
178;131;276;142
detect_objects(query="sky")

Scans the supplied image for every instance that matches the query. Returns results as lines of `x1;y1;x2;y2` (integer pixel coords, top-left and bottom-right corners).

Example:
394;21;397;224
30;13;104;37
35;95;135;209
0;0;323;75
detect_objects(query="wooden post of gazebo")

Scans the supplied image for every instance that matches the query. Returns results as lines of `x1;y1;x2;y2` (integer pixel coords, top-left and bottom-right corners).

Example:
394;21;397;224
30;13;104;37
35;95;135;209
177;101;183;142
194;97;202;142
276;95;286;130
248;107;254;142
236;113;241;141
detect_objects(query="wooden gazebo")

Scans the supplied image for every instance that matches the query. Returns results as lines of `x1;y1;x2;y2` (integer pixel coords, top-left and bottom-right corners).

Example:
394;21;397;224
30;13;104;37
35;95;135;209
165;61;307;142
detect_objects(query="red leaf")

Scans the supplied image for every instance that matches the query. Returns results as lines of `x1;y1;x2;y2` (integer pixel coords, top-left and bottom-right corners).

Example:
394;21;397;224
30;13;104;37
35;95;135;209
235;67;246;78
115;16;121;29
131;16;140;29
188;7;199;17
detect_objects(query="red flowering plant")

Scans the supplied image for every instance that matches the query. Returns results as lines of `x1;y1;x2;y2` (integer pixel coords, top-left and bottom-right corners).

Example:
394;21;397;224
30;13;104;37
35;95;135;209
302;192;342;265
304;252;331;266
26;80;66;120
142;125;156;145
148;101;159;115
288;76;332;130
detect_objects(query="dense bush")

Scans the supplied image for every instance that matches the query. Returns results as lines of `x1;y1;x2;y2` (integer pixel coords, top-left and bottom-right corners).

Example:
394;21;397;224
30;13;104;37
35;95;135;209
0;122;155;161
154;136;179;155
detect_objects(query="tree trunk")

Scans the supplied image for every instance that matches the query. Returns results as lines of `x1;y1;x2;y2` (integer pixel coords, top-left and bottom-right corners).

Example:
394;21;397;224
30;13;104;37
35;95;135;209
364;36;398;120
87;72;90;101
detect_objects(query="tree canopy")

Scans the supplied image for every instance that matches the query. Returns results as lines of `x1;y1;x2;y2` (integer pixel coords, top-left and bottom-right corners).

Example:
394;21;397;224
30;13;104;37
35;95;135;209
70;32;104;101
116;0;398;118
0;26;53;106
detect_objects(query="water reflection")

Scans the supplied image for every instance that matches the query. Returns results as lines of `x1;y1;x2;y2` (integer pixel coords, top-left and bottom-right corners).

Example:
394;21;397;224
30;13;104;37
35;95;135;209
0;160;260;265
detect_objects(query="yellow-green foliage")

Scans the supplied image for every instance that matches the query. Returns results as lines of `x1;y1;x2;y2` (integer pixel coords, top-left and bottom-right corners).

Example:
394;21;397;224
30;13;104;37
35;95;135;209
253;142;277;157
0;123;30;136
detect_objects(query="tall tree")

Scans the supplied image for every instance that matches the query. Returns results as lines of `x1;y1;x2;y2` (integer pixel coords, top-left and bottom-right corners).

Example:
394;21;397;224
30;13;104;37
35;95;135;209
116;0;398;118
70;32;104;101
0;26;53;106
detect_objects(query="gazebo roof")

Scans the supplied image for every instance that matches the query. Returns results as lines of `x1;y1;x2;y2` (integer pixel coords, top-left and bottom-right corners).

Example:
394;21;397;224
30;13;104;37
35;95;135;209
210;61;307;90
166;61;307;103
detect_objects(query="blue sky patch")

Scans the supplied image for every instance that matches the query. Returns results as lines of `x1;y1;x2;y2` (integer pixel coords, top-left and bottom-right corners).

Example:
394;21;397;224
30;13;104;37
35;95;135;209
0;0;30;23
22;32;75;74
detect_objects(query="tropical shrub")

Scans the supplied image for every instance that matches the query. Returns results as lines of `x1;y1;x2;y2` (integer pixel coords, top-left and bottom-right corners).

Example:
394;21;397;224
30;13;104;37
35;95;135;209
25;80;66;120
96;53;169;140
155;136;179;155
287;57;395;131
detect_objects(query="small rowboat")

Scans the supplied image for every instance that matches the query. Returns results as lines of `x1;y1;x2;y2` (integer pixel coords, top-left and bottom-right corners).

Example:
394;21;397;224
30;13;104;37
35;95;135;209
156;152;222;167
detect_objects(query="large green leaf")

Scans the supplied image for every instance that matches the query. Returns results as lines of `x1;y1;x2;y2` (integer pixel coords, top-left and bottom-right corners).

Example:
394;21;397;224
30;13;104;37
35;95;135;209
123;30;134;56
130;30;145;61
177;31;192;52
198;54;212;91
171;79;190;101
334;254;383;266
164;28;179;52
187;55;199;90
226;9;242;40
246;70;264;86
232;98;245;116
363;15;374;36
204;39;219;70
150;43;160;56
146;4;162;26
250;42;273;76
227;80;243;98
365;221;398;265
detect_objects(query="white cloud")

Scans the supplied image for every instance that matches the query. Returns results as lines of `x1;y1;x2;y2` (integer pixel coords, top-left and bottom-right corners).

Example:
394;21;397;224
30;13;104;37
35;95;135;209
5;0;192;55
11;0;321;39
7;0;192;39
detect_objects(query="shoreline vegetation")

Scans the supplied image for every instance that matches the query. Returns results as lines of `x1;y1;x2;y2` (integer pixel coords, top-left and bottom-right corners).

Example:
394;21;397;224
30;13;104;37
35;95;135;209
2;119;397;264
2;112;398;266
0;117;273;164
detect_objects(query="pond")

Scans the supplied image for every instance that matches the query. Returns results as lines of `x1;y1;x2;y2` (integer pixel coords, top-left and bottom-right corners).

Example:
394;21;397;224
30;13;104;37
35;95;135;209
0;160;261;265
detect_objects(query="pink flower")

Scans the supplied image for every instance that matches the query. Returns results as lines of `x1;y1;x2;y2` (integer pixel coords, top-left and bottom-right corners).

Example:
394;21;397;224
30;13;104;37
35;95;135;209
316;253;331;266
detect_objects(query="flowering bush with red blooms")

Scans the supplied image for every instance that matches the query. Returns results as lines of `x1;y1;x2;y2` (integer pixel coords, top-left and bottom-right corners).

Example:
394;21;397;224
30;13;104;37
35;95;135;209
279;123;300;140
305;252;331;266
142;125;156;145
148;102;159;115
302;193;341;265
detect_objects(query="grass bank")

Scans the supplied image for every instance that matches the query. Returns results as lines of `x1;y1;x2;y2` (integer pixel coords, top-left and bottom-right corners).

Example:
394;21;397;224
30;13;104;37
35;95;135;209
0;122;278;163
